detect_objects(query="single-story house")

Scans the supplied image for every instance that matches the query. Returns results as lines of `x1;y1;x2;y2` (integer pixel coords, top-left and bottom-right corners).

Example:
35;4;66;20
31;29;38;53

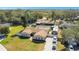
36;19;54;25
0;23;11;27
36;18;54;30
19;28;33;38
32;29;48;43
19;27;40;38
59;21;78;29
36;17;54;25
55;19;62;25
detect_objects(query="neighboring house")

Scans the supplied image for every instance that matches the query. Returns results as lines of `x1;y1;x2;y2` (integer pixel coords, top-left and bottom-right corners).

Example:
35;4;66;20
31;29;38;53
36;19;54;25
0;23;11;27
20;28;34;38
36;18;54;30
55;19;62;25
32;29;48;43
59;21;78;29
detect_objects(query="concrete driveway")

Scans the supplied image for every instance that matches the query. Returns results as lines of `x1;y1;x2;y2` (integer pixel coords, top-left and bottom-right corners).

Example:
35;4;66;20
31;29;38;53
43;37;53;51
43;25;58;51
0;44;7;51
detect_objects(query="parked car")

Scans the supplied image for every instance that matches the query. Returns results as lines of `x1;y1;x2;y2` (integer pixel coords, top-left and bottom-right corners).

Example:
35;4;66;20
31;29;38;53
53;37;57;40
53;35;57;39
52;41;57;44
52;46;56;50
51;26;54;30
53;41;56;44
69;45;74;51
52;31;58;35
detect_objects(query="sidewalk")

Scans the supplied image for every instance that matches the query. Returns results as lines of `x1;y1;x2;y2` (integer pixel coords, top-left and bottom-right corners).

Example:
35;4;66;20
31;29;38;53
0;44;7;51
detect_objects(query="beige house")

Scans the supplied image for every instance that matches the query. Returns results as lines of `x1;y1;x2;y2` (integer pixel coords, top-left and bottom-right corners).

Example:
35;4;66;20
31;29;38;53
21;27;40;38
32;29;48;43
36;17;54;30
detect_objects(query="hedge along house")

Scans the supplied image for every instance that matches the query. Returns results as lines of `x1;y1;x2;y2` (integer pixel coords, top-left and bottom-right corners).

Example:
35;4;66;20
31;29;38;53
32;29;48;43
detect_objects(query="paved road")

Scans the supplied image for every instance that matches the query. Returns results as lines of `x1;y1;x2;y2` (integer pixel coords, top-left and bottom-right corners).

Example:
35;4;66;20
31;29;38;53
43;37;53;51
0;44;7;51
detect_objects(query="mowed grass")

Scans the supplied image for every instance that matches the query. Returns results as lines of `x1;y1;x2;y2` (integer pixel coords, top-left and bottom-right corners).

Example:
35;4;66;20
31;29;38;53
3;37;45;51
0;26;45;51
9;26;24;35
56;41;65;51
58;29;62;38
56;29;65;51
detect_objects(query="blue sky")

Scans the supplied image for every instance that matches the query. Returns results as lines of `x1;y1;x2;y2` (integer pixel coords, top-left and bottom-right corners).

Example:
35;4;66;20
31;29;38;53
0;7;79;10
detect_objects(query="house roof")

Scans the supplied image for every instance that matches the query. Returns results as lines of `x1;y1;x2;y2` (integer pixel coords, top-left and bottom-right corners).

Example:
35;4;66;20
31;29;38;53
0;23;10;27
34;29;48;38
36;18;54;25
22;27;41;34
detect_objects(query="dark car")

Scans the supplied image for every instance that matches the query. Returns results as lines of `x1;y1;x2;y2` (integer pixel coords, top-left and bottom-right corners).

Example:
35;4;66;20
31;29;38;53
53;41;56;44
52;46;56;50
52;31;58;35
69;45;74;51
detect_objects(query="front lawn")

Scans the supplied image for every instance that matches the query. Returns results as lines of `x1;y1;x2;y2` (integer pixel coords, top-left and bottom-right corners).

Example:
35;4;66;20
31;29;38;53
2;37;45;51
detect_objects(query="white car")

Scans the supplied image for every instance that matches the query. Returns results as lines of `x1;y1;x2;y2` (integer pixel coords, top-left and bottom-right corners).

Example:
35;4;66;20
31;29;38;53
53;25;58;32
53;35;57;39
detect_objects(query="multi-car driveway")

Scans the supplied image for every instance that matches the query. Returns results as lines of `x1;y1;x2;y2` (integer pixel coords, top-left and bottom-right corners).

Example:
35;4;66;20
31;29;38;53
44;25;58;51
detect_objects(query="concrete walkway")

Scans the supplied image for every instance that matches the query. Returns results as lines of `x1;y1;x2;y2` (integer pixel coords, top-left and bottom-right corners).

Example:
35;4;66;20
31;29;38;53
43;37;53;51
0;44;7;51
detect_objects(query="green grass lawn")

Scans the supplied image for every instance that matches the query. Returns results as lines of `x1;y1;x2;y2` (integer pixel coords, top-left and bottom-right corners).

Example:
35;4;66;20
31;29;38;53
2;37;44;51
56;41;65;51
56;29;65;51
0;26;45;51
9;26;24;36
